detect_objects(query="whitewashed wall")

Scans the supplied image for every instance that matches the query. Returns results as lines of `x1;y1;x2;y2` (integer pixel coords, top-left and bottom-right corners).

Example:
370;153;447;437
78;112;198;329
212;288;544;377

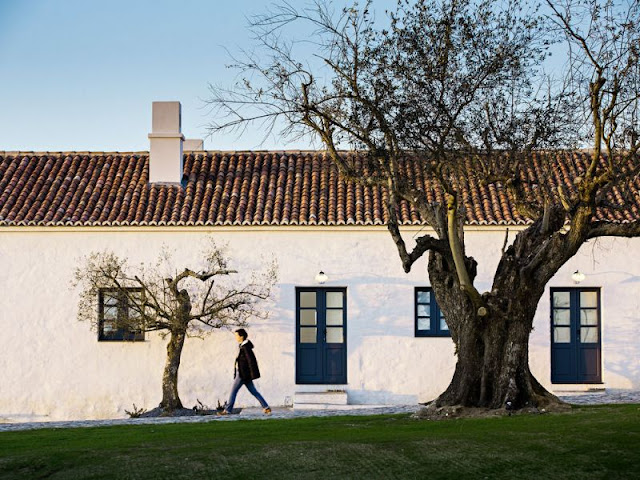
0;227;638;422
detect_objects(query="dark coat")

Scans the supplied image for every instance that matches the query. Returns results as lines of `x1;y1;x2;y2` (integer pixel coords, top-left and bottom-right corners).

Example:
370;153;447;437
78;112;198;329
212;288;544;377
235;340;261;381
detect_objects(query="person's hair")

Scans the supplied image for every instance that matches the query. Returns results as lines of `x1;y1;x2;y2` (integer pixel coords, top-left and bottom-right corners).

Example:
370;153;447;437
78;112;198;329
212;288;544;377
235;328;248;340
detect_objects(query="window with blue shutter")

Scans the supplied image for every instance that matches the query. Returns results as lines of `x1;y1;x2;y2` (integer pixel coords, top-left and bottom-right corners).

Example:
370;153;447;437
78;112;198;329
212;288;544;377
415;287;449;337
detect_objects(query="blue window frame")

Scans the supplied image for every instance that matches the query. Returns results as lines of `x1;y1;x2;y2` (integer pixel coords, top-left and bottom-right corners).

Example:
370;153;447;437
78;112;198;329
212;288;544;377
550;288;602;383
98;288;145;341
296;287;347;384
415;287;449;337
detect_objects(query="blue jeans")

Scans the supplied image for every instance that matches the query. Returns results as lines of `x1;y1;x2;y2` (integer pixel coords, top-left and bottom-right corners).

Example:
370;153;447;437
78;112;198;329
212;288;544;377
226;375;269;412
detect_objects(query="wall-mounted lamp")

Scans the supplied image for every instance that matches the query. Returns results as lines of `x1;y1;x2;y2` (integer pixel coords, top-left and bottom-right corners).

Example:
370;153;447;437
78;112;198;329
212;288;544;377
315;271;328;284
571;270;586;284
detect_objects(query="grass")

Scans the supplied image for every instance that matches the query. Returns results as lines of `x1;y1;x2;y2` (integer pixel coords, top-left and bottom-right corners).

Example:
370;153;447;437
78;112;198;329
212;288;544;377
0;404;638;479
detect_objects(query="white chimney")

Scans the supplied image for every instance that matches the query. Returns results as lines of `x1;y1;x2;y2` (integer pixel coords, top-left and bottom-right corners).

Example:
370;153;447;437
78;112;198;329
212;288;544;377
148;101;184;183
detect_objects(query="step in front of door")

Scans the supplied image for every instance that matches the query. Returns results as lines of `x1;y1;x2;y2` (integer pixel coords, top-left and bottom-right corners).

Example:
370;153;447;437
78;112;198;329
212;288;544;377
294;391;348;408
294;403;362;411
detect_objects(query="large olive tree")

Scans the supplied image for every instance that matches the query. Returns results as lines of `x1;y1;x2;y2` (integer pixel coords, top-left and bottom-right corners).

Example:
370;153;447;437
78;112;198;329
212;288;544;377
208;0;639;410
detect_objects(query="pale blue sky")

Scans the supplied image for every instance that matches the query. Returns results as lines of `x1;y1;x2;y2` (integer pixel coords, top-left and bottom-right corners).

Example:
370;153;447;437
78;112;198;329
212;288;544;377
0;0;561;152
0;0;356;151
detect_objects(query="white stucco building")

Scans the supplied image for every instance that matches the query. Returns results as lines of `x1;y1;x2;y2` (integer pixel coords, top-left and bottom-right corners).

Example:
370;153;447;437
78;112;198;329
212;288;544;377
1;102;638;422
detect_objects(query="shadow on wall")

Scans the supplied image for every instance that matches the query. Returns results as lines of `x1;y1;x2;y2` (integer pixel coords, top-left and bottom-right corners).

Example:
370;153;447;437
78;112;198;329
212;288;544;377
585;270;640;284
274;278;454;405
0;413;53;424
347;389;418;405
603;317;640;388
620;274;640;284
278;274;424;336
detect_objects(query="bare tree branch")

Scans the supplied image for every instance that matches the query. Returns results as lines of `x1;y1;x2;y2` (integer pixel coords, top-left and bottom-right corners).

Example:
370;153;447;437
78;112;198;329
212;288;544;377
72;240;277;411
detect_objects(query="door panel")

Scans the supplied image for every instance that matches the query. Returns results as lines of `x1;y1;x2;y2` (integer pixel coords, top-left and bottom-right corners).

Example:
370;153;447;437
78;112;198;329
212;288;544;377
325;346;346;383
552;348;573;379
579;348;601;383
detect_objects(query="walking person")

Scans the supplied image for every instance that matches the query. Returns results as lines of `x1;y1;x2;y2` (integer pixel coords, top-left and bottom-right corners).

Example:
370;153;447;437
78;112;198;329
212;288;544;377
219;328;271;415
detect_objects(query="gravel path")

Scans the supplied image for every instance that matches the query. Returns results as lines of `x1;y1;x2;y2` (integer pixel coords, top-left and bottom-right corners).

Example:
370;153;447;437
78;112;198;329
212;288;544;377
1;389;637;432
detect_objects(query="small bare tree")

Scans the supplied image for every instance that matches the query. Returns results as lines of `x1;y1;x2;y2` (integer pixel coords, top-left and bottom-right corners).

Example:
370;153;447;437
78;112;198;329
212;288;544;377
73;241;277;412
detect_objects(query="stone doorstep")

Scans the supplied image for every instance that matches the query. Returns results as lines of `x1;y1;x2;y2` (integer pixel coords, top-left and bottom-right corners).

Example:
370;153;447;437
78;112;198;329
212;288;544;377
293;403;388;411
294;391;348;406
553;384;607;394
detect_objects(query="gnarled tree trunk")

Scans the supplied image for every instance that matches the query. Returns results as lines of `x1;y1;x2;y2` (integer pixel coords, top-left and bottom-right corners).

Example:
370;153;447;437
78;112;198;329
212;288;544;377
160;329;187;410
433;291;559;409
428;223;567;410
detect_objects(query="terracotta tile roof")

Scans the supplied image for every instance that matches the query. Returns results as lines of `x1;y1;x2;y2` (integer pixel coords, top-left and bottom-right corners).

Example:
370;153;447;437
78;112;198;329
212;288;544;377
0;151;637;227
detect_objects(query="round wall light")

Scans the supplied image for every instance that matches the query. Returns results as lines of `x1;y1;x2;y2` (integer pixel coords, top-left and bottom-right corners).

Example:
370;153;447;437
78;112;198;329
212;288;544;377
315;271;328;284
571;270;586;284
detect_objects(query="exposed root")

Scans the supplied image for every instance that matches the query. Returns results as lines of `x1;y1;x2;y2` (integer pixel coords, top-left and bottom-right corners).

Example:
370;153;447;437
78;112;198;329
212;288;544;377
138;406;218;418
413;400;571;421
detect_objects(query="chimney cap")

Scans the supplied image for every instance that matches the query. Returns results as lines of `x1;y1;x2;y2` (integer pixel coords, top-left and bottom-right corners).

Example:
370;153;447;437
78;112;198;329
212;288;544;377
151;101;182;134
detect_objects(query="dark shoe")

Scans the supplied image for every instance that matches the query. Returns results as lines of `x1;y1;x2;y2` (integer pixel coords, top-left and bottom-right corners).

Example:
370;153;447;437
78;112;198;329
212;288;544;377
263;407;272;415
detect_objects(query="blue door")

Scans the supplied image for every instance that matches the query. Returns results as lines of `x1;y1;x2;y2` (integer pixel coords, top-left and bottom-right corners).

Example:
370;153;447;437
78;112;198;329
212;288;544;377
551;288;602;384
296;288;347;384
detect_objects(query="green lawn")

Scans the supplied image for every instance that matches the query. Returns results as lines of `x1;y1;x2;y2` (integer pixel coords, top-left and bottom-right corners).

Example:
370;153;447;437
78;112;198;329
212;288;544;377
0;404;638;479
